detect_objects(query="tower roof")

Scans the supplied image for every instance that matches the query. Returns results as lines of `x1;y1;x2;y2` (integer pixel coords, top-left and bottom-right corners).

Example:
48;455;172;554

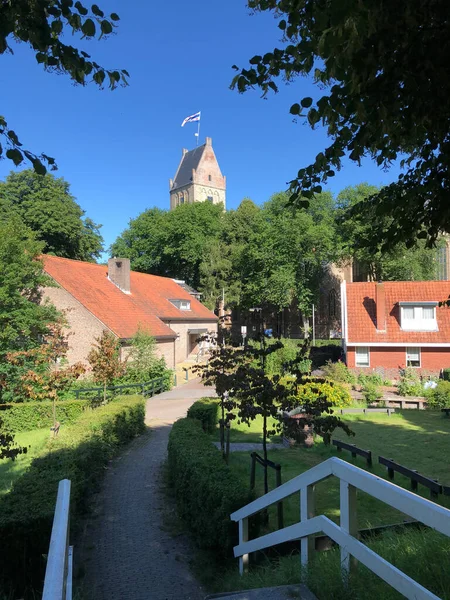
172;144;205;189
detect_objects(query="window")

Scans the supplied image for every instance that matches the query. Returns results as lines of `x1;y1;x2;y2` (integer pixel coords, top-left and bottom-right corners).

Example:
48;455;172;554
207;196;213;203
406;347;421;367
355;347;369;367
328;289;337;318
400;303;438;331
170;299;191;310
208;174;212;181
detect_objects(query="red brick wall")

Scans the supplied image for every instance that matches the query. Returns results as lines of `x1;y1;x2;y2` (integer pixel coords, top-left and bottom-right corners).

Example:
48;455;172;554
346;345;450;379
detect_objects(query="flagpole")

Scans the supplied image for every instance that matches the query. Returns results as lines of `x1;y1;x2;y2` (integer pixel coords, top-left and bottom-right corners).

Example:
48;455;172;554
196;112;201;146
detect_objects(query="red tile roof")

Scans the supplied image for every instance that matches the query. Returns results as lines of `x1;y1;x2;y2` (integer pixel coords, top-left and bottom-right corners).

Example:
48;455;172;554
43;256;217;340
345;281;450;344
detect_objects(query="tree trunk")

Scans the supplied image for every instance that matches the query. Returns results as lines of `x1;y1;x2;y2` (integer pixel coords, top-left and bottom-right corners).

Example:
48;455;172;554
263;411;268;494
52;395;57;439
103;381;107;404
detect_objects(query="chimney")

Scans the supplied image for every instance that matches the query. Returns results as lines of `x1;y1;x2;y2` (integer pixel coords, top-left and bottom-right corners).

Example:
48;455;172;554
205;137;212;146
108;258;131;294
376;281;386;332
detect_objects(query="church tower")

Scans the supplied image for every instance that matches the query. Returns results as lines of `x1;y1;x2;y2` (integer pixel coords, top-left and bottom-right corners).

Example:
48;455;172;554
169;137;226;210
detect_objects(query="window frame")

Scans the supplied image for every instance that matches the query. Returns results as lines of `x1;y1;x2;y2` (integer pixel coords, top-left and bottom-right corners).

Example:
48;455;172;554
406;347;421;368
400;302;438;331
355;346;370;367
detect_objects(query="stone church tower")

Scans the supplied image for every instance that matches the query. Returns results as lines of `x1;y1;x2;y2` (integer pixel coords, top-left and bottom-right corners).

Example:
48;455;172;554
169;137;226;210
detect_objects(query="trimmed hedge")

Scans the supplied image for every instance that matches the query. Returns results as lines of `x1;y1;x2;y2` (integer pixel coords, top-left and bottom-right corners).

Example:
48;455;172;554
0;395;145;594
168;418;257;557
0;399;89;432
187;398;219;433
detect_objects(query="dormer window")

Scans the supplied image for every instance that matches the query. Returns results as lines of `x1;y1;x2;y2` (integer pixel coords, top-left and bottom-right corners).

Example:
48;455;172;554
400;302;438;331
170;299;191;311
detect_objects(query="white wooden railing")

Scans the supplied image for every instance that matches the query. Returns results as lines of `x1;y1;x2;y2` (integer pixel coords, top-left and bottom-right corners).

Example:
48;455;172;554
231;457;450;600
42;479;73;600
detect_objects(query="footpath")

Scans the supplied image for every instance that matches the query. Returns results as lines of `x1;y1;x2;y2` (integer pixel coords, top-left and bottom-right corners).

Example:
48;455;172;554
77;379;216;600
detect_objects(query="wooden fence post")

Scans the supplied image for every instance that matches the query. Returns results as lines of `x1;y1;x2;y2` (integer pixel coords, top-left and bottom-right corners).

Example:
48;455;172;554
238;518;249;575
300;484;315;572
275;465;284;530
340;479;358;581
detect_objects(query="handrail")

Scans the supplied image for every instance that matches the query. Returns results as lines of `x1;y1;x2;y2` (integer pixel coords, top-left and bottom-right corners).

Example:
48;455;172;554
42;479;72;600
231;457;450;599
74;376;165;399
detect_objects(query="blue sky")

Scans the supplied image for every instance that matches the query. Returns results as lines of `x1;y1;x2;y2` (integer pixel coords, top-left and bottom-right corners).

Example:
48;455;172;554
1;0;401;253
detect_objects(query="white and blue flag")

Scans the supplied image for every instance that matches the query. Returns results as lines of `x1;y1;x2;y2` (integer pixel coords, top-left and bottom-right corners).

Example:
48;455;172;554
181;111;201;127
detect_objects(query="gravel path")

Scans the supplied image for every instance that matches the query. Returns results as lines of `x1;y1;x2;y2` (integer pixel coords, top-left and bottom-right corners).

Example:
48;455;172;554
77;380;214;600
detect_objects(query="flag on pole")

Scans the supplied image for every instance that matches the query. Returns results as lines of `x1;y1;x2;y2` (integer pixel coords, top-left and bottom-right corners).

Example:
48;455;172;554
181;111;201;127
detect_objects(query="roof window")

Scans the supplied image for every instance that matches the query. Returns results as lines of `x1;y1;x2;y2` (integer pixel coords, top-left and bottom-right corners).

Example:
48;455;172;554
399;302;438;331
170;299;191;311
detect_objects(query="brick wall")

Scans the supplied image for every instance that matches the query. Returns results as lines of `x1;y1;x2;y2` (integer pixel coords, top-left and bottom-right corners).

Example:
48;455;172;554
42;286;111;368
164;321;218;364
347;345;450;379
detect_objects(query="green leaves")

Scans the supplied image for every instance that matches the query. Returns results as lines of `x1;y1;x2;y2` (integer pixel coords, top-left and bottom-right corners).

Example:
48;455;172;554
301;97;313;108
5;149;23;166
290;103;301;115
100;19;113;36
82;18;96;37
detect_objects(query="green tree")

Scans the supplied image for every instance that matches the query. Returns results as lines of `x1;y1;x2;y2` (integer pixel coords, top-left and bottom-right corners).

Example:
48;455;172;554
0;218;59;358
0;0;128;173
111;202;224;289
125;328;167;382
88;330;125;402
336;184;441;281
232;0;450;247
0;170;103;260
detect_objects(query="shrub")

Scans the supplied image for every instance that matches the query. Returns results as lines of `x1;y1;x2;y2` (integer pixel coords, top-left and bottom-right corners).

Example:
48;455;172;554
443;368;450;382
362;383;383;405
397;368;424;397
187;398;219;433
358;372;384;387
427;381;450;409
0;395;145;593
321;360;356;384
167;418;256;556
296;380;352;408
0;399;88;432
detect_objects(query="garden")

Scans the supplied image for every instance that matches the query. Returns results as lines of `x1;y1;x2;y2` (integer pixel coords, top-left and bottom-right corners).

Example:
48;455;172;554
167;337;450;600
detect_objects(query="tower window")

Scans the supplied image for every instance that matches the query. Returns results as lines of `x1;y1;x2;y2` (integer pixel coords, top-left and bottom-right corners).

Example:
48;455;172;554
208;175;212;181
207;196;213;203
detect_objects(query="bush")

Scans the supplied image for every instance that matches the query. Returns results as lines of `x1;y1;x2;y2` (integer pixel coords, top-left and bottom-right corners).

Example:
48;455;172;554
0;395;145;594
397;368;424;397
443;368;450;381
321;360;356;384
0;399;88;432
427;381;450;408
187;398;219;433
362;383;383;405
296;380;352;408
167;418;256;556
358;372;384;387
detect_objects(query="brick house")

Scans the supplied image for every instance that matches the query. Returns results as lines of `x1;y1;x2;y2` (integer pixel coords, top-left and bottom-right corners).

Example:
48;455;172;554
341;281;450;378
42;256;218;369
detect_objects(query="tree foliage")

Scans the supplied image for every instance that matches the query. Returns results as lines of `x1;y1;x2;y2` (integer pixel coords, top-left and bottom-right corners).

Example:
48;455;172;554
0;0;128;173
232;0;450;247
0;218;59;360
123;328;168;383
88;330;125;402
0;170;103;260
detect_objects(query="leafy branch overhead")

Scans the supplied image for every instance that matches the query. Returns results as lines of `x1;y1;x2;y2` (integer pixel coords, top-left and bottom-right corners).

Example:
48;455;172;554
0;0;129;173
232;0;450;248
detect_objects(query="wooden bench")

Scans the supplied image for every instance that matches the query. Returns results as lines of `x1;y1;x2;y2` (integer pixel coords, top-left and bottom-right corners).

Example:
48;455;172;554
378;456;442;499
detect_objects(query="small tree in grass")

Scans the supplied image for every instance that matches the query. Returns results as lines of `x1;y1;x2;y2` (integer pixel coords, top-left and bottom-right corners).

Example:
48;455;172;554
0;417;26;460
125;328;168;383
88;330;125;403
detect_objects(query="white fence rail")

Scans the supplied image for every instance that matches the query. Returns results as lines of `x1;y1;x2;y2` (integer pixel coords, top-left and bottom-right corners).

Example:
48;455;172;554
42;479;73;600
231;457;450;600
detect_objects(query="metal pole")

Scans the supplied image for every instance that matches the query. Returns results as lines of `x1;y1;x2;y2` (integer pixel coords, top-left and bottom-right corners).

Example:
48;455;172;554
312;303;316;346
196;113;201;146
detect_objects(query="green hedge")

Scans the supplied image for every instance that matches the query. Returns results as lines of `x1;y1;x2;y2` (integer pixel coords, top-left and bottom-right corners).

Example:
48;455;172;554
443;368;450;382
168;418;257;557
0;395;145;594
187;398;219;433
0;399;89;432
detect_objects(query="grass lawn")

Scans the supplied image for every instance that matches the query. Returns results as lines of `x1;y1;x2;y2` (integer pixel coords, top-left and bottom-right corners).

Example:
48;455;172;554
219;409;450;530
0;429;50;496
208;410;450;599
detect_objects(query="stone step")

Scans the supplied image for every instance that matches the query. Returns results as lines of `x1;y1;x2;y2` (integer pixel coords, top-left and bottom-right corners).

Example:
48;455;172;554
205;584;317;600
